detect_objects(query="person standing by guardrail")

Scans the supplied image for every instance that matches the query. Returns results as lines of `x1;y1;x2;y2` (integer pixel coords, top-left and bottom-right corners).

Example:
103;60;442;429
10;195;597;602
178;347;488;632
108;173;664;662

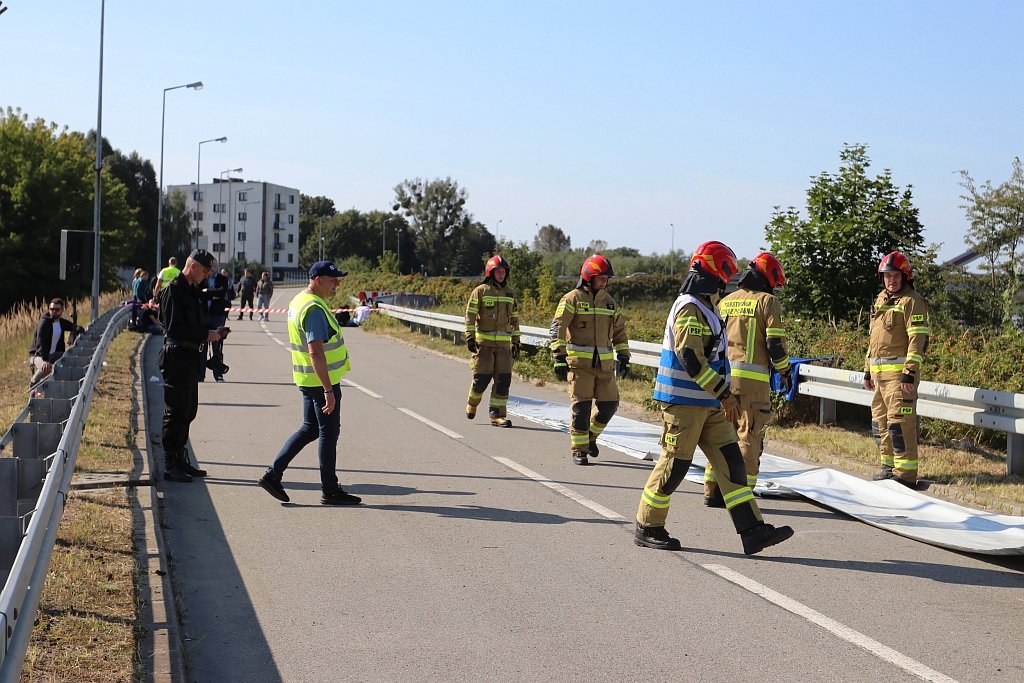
706;252;792;507
255;271;274;322
864;251;930;488
257;260;361;506
236;268;257;320
158;249;230;482
464;255;520;427
549;254;630;466
634;241;794;555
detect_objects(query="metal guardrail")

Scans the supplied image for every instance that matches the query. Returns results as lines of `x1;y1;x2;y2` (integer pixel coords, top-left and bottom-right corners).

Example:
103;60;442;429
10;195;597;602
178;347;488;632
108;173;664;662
379;303;1024;476
0;305;130;681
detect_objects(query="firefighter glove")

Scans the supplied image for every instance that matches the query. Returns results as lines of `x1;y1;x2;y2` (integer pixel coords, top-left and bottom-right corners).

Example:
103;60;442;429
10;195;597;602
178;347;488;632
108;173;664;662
720;394;741;422
553;355;568;381
779;371;792;395
616;356;629;379
511;341;521;360
466;337;478;354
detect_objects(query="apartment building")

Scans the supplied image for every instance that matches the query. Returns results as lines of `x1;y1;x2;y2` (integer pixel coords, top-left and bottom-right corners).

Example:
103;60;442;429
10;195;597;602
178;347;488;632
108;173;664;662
167;178;301;279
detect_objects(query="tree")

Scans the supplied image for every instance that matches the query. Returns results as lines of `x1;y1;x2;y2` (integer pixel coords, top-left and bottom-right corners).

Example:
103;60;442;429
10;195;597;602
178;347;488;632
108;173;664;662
532;224;571;253
392;177;486;275
959;158;1024;327
162;189;194;264
764;144;925;321
588;239;608;253
495;238;545;301
0;108;139;310
299;193;336;253
107;148;158;271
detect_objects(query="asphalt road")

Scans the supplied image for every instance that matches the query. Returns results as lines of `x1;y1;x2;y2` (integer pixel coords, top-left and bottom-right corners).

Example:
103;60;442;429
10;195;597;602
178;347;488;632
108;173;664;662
144;302;1024;683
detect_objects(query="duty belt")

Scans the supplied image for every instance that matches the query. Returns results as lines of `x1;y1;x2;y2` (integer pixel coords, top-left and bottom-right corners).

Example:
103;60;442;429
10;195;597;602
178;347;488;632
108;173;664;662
165;338;201;351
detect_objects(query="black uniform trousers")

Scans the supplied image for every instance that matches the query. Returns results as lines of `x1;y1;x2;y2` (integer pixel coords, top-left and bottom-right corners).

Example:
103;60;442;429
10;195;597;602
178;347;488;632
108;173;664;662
160;343;201;454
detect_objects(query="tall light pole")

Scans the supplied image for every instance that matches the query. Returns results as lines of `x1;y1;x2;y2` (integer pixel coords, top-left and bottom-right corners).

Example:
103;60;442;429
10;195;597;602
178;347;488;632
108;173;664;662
90;0;106;321
156;80;202;274
395;220;401;273
194;136;227;248
382;215;395;261
670;222;675;276
218;167;242;264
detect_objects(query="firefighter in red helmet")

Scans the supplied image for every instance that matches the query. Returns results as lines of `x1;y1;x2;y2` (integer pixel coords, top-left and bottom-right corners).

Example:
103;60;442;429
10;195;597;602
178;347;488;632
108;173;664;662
705;252;792;507
465;255;520;427
635;241;794;555
865;251;930;487
549;254;630;465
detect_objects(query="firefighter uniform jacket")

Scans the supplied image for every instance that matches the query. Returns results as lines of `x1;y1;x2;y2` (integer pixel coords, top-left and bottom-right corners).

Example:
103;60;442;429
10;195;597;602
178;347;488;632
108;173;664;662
550;287;629;372
653;294;730;407
465;282;520;347
864;285;930;382
719;287;790;395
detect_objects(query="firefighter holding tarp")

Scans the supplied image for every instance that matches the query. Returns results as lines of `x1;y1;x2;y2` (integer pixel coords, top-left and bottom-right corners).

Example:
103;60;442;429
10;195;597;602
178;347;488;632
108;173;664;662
704;252;792;506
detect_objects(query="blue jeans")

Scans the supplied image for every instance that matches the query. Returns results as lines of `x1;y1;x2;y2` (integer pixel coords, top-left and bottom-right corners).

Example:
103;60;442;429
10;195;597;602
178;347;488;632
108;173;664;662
270;384;341;493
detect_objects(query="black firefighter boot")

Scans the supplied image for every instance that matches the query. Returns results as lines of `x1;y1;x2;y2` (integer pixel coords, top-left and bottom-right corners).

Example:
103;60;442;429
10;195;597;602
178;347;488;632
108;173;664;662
741;522;794;556
164;450;193;483
634;522;681;551
178;449;207;478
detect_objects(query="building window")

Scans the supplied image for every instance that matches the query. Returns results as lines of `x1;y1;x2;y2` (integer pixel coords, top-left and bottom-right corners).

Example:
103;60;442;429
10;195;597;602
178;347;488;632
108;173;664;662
212;223;225;232
193;190;203;201
289;194;295;204
274;253;280;263
288;254;294;263
288;214;294;224
238;212;247;221
237;252;246;263
238;191;247;202
213;203;225;213
237;232;246;242
192;211;203;221
288;234;294;243
212;243;225;253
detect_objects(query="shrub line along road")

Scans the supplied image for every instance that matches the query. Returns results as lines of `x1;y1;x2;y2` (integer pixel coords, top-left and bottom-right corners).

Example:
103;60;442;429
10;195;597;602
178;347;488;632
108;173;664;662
141;300;1024;682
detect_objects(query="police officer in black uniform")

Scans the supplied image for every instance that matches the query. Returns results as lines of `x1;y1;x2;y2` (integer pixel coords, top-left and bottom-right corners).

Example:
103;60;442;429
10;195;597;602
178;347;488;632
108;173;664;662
158;249;230;482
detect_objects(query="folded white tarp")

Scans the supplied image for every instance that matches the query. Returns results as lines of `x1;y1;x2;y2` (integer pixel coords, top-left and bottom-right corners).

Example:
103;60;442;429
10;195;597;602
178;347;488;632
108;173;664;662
507;395;1024;556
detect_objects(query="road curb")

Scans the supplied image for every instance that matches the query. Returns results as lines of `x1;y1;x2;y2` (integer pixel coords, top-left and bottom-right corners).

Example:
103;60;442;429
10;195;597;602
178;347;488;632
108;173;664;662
132;334;187;683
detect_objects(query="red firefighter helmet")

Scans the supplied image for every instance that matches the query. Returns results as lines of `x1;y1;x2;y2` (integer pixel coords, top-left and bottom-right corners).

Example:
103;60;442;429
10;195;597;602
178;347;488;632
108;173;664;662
878;251;912;280
750;252;786;289
484;254;510;279
689;241;738;284
580;254;615;281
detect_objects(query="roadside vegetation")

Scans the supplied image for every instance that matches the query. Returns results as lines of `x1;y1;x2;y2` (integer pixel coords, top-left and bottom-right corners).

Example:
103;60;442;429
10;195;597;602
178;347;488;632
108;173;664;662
0;298;140;681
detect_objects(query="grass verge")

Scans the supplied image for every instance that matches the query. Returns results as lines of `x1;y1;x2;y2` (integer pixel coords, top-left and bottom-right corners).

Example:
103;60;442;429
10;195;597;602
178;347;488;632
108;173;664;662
17;332;141;682
365;315;1024;514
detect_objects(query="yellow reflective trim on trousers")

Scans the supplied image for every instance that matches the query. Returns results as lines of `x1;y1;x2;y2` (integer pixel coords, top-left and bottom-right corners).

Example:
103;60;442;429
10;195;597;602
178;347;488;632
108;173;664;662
723;487;754;508
589;422;607;435
880;455;894;467
642;487;672;509
704;468;716;483
571;433;590;447
895;457;918;469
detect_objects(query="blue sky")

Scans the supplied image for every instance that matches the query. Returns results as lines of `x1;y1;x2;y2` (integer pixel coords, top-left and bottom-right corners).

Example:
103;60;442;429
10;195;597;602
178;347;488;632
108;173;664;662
3;1;1022;262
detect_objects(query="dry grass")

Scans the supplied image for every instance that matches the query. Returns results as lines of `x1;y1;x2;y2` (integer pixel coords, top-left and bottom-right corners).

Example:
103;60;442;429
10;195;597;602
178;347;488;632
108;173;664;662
16;331;141;682
367;315;1024;513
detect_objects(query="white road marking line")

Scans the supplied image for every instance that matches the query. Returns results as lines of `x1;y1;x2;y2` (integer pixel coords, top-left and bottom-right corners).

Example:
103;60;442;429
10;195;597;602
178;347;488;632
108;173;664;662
703;564;958;683
344;380;382;399
398;408;463;439
492;456;626;521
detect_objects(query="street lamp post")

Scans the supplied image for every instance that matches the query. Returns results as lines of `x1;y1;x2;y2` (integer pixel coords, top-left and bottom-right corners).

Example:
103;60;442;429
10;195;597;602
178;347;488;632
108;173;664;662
194;136;227;248
156;80;202;273
218;167;242;265
670;222;675;276
382;215;396;261
91;0;106;322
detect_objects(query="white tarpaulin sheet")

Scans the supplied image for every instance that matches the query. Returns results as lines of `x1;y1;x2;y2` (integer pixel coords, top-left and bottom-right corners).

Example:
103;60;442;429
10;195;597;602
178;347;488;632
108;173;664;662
507;395;1024;555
